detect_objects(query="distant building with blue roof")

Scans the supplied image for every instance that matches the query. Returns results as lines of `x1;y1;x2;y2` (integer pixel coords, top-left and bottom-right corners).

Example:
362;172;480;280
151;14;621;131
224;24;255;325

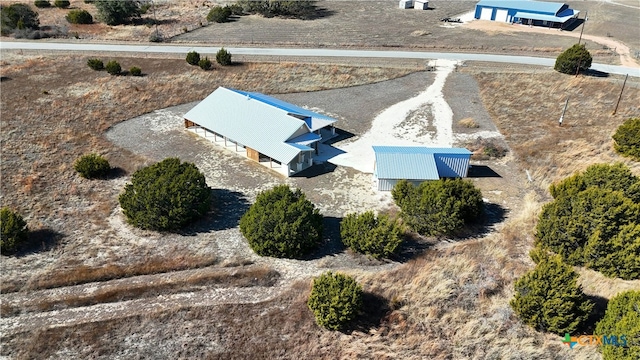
372;146;472;191
474;0;580;28
184;87;337;177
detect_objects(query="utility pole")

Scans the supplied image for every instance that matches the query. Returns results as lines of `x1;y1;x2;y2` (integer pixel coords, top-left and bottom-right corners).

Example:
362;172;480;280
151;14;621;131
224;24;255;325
578;11;587;45
559;97;569;126
612;74;628;115
152;0;159;40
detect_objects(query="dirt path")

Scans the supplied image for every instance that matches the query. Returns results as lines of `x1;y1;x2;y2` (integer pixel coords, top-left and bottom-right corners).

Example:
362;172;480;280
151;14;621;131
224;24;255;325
464;20;640;68
329;60;459;173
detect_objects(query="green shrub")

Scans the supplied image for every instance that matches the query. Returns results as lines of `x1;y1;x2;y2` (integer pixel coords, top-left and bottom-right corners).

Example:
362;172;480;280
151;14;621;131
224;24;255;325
34;0;51;8
595;290;640;360
391;179;484;236
536;187;639;267
74;153;111;179
1;207;29;255
510;255;594;335
307;272;363;330
236;0;317;20
216;47;232;66
185;51;200;65
340;211;403;259
129;66;142;76
207;5;232;23
239;185;323;258
228;3;244;15
66;9;93;24
549;163;640;202
198;57;212;70
119;158;212;231
87;58;104;70
554;43;592;75
613;117;640;161
94;0;140;25
54;0;70;8
1;3;40;35
105;60;121;75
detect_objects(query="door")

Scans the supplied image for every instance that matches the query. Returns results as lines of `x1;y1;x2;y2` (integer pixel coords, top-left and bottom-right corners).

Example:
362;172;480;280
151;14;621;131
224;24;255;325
479;7;493;20
495;9;508;22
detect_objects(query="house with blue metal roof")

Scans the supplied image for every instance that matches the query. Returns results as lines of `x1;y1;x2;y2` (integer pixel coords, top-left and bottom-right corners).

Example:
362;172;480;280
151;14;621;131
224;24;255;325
372;146;472;191
474;0;580;28
184;87;337;177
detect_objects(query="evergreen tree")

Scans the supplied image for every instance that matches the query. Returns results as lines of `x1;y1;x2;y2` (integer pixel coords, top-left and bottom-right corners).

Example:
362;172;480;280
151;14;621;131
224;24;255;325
340;211;403;259
595;290;640;360
510;255;594;335
1;207;29;255
239;185;323;258
119;158;212;231
391;179;484;236
613;117;640;161
308;272;363;330
554;43;592;75
94;0;140;25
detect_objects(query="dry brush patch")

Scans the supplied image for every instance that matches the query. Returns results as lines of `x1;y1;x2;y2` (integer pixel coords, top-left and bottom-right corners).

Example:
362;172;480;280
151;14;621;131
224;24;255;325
0;53;416;292
473;69;640;191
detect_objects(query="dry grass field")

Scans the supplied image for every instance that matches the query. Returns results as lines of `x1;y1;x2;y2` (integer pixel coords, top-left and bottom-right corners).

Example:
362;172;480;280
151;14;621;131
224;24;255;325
2;53;638;359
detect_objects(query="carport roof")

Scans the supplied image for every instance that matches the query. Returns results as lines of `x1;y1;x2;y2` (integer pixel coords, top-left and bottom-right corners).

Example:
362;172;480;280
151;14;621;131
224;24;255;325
515;9;579;23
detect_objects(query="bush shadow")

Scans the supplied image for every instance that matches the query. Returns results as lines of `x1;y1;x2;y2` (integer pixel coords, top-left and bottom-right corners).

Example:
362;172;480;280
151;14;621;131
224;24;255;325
179;188;250;235
471;202;509;237
392;232;436;263
585;69;609;78
341;292;391;334
581;294;609;334
305;216;345;259
105;166;127;179
12;228;64;257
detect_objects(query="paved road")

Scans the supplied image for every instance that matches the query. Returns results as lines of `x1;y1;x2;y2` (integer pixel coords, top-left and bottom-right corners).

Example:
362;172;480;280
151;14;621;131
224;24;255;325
1;41;639;77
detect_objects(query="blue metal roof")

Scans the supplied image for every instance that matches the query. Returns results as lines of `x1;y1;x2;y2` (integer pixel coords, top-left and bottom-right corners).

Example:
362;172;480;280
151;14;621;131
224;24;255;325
230;89;336;132
372;146;471;180
184;87;336;164
476;0;565;15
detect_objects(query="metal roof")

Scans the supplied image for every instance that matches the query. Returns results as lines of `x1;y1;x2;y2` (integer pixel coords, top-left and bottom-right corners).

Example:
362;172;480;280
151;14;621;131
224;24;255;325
476;0;565;15
230;89;337;132
514;10;578;22
372;146;471;180
373;146;472;155
184;87;336;164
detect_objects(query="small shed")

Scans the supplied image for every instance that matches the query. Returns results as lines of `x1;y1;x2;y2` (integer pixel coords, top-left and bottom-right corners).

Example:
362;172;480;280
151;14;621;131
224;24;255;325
474;0;579;28
372;146;472;191
414;0;428;10
399;0;413;9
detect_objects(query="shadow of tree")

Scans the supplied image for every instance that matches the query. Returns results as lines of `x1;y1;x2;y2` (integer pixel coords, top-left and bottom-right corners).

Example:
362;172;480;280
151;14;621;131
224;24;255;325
304;215;345;259
12;228;64;257
581;293;609;334
392;232;437;263
342;292;391;334
178;188;250;235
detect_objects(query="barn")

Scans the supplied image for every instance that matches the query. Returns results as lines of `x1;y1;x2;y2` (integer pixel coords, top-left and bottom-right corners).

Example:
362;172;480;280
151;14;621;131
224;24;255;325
372;146;472;191
184;87;337;177
474;0;580;28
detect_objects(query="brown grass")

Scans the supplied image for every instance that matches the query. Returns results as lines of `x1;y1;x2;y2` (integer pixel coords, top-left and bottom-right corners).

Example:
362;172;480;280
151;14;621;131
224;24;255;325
2;265;279;317
458;117;479;128
473;69;640;191
0;53;416;293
